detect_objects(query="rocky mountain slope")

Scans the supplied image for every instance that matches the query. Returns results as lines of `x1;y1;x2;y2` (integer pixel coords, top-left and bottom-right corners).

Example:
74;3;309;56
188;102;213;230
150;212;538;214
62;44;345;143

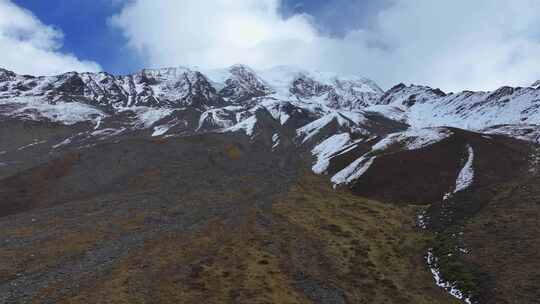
1;65;539;303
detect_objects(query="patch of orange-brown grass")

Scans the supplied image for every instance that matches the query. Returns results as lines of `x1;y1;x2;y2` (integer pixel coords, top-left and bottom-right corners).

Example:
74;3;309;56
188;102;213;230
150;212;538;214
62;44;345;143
224;143;243;160
270;171;459;303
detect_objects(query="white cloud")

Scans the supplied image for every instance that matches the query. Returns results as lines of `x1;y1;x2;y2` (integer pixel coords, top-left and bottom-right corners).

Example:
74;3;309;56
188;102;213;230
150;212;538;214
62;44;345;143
0;0;101;75
110;0;318;69
110;0;540;91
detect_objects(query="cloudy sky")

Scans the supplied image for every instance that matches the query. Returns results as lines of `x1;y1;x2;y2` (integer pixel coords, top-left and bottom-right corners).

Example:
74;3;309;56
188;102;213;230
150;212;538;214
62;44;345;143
2;0;540;92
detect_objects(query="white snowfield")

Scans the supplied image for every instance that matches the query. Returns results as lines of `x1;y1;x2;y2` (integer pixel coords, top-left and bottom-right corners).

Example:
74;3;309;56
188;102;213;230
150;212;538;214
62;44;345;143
371;127;452;151
174;66;540;146
0;97;106;125
368;84;540;131
120;106;175;129
224;115;258;136
312;133;354;174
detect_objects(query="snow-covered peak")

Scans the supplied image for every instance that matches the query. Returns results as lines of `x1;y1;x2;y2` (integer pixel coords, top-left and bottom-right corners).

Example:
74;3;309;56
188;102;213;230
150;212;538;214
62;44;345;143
201;64;383;109
0;64;384;111
0;68;16;81
0;66;225;109
378;83;446;106
289;73;333;99
532;80;540;89
132;66;214;92
332;76;383;95
219;64;274;103
136;66;196;79
256;65;382;96
368;81;540;134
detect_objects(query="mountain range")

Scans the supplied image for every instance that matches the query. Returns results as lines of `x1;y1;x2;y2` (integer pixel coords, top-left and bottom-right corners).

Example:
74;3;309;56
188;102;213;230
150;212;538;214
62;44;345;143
1;65;539;304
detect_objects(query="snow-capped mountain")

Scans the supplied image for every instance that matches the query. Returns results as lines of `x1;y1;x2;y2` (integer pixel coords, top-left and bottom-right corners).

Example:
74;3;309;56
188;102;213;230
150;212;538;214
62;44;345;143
2;64;540;304
0;67;223;108
373;83;540;131
0;64;394;146
1;64;539;185
3;64;538;133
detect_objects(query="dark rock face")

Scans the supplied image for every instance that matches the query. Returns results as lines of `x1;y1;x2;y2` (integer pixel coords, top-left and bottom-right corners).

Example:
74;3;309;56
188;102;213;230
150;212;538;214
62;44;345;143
175;71;223;108
486;86;515;102
379;83;407;104
378;83;448;106
56;73;86;96
290;74;333;98
219;65;273;103
0;68;16;82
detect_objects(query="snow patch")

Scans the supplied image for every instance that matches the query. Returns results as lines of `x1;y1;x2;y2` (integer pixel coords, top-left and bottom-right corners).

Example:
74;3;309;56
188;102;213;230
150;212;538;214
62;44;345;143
272;133;280;149
331;156;375;185
152;125;170;137
17;140;47;151
297;114;335;144
224;116;257;136
454;145;474;193
417;210;429;230
426;249;472;304
297;111;369;144
529;146;540;174
121;106;174;128
372;127;452;152
94;116;103;130
4;97;106;125
90;128;125;138
53;138;72;149
311;133;353;174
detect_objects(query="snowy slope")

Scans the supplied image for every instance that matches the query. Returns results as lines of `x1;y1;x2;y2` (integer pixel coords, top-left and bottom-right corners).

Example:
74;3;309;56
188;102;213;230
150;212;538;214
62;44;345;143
0;97;106;125
369;83;540;131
